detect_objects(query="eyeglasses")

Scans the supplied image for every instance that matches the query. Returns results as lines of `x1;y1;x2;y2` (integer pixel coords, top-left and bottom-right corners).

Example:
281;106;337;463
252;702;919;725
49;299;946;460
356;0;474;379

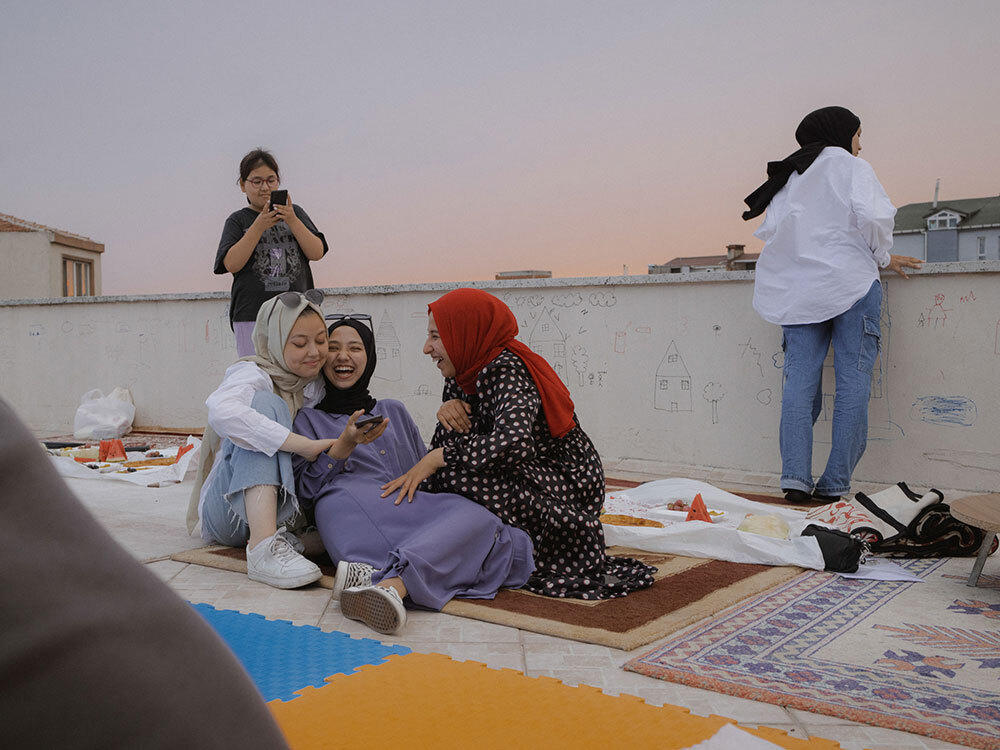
279;289;325;307
325;313;373;332
245;176;280;188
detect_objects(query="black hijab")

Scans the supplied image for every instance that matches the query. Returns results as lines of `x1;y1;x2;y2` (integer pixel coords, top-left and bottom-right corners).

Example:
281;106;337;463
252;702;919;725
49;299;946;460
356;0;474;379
742;106;861;221
316;319;378;415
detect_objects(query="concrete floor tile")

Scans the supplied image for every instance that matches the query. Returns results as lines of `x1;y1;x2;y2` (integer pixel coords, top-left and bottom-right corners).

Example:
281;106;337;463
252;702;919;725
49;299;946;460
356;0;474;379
144;559;188;582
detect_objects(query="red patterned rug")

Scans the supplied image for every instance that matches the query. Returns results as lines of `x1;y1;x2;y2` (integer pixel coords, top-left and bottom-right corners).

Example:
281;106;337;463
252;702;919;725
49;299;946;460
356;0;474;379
625;557;1000;749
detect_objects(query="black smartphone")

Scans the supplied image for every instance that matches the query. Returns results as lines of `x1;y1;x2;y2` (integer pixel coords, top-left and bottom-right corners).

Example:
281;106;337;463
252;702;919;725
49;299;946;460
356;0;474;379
355;415;384;429
269;189;288;209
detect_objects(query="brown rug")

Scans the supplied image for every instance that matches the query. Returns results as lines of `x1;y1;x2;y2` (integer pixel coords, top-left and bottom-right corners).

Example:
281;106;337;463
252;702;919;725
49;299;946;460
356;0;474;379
173;477;803;649
171;543;804;651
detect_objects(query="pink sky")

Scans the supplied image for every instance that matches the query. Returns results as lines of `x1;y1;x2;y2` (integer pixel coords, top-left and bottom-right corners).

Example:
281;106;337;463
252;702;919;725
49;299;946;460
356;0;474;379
3;1;998;295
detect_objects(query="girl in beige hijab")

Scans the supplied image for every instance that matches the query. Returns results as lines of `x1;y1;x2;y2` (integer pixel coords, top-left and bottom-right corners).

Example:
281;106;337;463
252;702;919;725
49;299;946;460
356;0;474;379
197;291;334;589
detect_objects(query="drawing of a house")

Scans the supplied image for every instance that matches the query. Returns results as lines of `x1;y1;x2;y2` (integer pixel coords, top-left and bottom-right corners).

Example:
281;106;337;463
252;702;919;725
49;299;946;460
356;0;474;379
374;310;401;381
528;308;568;384
654;341;692;411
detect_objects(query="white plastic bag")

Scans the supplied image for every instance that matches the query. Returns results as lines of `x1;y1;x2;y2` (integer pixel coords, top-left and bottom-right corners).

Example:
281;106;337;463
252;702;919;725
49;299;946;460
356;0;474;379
73;387;136;439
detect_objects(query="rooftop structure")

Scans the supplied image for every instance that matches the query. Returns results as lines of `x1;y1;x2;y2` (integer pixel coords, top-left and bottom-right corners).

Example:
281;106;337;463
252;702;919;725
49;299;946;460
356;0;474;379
649;244;759;274
0;212;104;299
893;194;1000;262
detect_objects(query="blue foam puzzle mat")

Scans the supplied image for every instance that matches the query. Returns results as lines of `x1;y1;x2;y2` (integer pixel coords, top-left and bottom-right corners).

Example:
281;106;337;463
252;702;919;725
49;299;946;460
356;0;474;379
192;602;410;702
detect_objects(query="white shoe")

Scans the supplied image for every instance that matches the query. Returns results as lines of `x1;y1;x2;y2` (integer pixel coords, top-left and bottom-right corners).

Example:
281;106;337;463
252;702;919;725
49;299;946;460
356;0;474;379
332;561;375;600
340;585;407;635
247;527;322;589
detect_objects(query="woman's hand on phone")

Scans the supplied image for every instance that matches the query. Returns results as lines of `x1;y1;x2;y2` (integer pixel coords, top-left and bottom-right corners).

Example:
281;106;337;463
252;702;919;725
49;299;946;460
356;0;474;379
328;410;389;458
272;192;295;224
252;204;280;233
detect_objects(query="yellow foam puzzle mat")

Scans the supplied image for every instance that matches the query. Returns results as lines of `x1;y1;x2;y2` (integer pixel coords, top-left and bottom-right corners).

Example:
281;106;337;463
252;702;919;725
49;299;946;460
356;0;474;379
269;653;843;749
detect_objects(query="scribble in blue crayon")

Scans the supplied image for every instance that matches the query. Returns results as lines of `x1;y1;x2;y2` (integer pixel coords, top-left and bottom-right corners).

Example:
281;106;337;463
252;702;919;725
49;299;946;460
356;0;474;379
911;396;977;427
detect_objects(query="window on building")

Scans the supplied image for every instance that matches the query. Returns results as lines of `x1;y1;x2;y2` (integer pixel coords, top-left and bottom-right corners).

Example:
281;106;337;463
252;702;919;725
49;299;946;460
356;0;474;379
927;211;960;230
978;237;987;260
659;379;669;390
681;380;690;390
62;257;93;297
668;354;678;363
554;343;566;357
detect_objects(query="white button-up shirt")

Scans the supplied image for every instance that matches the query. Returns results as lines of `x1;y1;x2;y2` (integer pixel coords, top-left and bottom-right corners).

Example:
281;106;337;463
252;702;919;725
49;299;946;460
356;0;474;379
205;360;325;456
752;147;895;326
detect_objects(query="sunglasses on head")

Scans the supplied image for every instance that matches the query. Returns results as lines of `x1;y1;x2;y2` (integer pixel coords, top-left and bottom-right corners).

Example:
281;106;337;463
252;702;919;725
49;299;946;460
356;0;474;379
325;313;373;332
277;289;324;307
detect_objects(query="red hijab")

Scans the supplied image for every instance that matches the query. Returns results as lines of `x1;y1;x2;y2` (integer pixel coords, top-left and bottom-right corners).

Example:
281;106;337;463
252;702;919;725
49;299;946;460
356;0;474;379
428;288;576;438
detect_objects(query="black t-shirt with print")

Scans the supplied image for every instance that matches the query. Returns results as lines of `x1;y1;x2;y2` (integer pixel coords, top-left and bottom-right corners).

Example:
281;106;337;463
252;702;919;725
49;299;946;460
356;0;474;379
214;205;328;326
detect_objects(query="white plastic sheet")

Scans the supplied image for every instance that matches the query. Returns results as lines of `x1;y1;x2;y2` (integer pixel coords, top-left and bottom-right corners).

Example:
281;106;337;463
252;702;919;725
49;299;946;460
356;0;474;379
603;478;826;570
49;437;201;487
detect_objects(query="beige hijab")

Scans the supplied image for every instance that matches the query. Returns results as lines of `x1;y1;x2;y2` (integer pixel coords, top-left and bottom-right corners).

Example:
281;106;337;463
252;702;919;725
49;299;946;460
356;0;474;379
187;293;325;534
240;294;325;417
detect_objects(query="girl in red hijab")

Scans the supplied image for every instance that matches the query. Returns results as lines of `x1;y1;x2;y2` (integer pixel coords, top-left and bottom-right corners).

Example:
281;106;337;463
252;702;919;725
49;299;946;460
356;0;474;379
383;289;655;600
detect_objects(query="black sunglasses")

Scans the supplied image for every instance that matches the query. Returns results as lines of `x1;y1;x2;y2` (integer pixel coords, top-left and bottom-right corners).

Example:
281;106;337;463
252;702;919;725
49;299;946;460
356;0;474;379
325;313;374;332
278;289;324;307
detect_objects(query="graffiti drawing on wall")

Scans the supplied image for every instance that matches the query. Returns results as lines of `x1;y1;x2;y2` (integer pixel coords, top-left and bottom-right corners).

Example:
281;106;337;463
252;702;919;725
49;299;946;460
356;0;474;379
703;382;726;424
528;308;568;384
374;310;402;381
918;293;951;328
654;341;692;412
910;396;977;427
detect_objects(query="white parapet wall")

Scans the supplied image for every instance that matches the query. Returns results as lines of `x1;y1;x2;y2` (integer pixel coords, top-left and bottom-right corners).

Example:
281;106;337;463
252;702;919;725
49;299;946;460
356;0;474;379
3;262;999;492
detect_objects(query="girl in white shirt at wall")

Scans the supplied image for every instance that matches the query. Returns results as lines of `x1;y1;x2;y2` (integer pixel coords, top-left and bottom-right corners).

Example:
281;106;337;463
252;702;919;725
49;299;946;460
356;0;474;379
743;106;921;505
196;291;338;589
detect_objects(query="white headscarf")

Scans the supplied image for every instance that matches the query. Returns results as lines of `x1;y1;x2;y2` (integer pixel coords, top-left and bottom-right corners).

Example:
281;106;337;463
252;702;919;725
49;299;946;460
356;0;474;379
239;293;326;418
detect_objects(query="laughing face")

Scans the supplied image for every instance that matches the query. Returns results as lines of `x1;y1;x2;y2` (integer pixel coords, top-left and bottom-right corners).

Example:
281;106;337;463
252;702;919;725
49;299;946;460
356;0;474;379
423;312;456;378
324;325;368;389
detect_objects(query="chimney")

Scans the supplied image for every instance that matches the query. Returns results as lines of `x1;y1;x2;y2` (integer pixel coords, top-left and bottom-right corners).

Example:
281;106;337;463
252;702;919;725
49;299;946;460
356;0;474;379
933;178;940;208
726;244;745;261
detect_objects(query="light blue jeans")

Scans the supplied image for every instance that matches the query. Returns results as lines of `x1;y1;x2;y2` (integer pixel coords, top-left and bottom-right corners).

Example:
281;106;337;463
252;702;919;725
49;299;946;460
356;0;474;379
779;280;882;497
200;391;301;546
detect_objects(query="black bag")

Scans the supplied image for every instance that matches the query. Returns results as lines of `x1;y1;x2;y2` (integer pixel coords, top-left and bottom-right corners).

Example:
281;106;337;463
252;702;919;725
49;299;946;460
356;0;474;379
802;524;868;573
874;503;1000;558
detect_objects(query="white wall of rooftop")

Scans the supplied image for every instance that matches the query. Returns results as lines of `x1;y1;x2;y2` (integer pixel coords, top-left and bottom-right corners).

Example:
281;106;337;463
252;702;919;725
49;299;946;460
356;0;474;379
3;263;999;492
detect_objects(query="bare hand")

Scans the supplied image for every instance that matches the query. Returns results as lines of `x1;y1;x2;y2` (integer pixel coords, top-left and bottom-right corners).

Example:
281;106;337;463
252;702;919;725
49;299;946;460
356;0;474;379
381;448;446;505
272;192;295;223
437;399;472;432
329;410;390;459
886;254;922;279
252;204;280;232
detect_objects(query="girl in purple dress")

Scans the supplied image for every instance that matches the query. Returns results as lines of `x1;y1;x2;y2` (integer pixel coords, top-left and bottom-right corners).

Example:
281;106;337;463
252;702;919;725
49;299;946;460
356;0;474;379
292;317;534;635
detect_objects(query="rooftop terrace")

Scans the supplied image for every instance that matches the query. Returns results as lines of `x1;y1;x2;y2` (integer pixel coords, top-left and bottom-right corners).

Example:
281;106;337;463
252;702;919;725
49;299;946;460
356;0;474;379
7;264;1000;748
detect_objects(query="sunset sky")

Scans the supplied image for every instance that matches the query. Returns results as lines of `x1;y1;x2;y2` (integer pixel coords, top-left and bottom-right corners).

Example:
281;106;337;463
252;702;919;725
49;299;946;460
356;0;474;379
3;1;998;295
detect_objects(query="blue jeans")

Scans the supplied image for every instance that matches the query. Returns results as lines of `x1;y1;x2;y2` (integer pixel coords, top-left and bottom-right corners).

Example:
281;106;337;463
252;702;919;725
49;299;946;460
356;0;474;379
200;391;301;546
779;280;882;496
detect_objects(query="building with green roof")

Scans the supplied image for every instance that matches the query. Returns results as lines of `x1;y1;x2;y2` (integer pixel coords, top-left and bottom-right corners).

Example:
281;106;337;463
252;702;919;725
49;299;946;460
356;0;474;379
893;195;1000;262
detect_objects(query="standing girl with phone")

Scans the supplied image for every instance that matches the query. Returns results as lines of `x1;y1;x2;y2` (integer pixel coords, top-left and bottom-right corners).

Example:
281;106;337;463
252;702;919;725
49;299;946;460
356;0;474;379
215;148;329;357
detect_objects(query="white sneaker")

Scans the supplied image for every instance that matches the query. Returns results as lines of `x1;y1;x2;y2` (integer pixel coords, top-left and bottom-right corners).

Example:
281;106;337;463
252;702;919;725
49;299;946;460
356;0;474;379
332;561;375;600
340;585;407;635
246;527;322;589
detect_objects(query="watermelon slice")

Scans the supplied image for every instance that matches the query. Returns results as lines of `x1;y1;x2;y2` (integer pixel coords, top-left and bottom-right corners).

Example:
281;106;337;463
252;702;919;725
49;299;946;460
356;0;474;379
685;493;713;523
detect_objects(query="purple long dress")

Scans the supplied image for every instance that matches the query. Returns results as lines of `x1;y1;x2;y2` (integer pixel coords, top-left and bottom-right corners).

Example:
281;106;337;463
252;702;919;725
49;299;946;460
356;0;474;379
292;399;535;611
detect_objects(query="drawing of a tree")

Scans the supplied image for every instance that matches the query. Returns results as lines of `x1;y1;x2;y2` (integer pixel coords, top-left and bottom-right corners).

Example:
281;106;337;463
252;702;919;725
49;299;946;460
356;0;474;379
571;345;589;386
703;382;726;424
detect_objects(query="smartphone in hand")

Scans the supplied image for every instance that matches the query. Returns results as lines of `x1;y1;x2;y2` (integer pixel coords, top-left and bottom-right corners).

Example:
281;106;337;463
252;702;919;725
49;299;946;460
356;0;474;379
355;415;384;429
269;189;288;209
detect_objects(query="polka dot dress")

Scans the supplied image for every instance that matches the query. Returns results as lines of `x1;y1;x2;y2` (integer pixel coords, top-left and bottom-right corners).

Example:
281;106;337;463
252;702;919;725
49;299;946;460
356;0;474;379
426;351;656;599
